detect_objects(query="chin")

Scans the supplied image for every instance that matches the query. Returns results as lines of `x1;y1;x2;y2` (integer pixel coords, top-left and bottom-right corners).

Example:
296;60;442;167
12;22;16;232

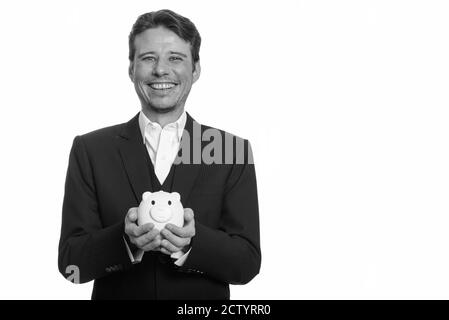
148;104;177;114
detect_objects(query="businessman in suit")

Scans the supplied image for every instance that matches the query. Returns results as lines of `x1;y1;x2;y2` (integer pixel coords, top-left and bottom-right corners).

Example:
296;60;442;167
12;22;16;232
58;9;261;299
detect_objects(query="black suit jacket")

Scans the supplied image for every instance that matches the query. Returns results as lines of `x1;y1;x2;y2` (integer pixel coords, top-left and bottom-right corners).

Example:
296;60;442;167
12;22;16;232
58;112;261;299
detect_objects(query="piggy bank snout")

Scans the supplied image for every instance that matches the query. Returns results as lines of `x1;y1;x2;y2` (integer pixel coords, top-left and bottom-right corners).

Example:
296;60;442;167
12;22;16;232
150;206;172;223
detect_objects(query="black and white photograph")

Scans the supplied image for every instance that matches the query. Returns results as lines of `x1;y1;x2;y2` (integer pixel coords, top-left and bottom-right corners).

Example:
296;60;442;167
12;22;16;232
1;0;449;302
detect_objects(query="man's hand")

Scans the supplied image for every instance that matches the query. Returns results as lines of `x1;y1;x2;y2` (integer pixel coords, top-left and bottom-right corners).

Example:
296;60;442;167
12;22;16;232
160;208;195;256
124;207;161;252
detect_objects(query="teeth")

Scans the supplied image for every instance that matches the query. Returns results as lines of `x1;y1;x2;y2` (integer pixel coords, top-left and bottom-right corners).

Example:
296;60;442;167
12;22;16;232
150;83;176;90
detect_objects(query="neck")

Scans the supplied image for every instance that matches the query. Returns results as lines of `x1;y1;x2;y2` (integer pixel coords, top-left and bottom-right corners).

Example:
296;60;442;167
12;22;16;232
141;106;184;127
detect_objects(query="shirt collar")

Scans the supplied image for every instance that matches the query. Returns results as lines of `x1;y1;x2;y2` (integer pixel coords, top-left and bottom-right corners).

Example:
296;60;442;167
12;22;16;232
138;110;187;143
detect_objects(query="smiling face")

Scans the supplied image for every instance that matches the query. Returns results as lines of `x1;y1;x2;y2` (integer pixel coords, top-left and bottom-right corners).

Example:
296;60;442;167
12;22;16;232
129;26;200;115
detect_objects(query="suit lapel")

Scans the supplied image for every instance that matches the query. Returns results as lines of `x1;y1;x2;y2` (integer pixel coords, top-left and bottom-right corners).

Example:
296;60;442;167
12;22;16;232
172;112;201;205
118;113;153;203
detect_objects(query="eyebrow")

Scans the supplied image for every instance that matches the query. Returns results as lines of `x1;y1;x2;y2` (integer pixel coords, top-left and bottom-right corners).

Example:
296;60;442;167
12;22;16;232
137;51;156;59
137;51;188;59
169;51;188;58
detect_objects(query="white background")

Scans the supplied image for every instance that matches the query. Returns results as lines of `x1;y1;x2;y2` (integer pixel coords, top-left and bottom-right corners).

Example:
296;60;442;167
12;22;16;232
0;0;448;299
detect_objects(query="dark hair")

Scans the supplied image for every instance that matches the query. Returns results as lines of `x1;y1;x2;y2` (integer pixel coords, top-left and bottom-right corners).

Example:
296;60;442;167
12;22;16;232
128;9;201;64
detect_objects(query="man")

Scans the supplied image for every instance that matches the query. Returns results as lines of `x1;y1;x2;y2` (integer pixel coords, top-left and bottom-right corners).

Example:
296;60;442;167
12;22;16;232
58;9;261;300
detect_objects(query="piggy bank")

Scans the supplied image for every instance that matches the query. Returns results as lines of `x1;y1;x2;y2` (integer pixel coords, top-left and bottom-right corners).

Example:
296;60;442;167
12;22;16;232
138;191;185;259
137;191;184;231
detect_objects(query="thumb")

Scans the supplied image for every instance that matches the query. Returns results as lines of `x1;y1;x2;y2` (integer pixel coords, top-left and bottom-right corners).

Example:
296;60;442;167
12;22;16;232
127;208;138;222
184;208;194;221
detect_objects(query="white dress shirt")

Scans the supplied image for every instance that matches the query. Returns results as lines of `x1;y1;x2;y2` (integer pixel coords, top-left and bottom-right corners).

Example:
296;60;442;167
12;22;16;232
139;110;187;184
124;110;190;266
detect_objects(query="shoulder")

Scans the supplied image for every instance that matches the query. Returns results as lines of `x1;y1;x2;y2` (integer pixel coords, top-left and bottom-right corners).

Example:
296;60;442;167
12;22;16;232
69;117;133;156
79;122;127;144
74;112;139;145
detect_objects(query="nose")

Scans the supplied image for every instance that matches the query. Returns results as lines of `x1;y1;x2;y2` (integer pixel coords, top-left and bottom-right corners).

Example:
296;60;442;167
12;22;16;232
150;206;172;223
153;59;169;77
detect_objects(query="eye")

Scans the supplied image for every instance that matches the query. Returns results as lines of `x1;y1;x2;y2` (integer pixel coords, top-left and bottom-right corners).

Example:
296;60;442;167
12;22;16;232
151;200;155;205
142;56;156;62
168;200;172;205
169;56;183;62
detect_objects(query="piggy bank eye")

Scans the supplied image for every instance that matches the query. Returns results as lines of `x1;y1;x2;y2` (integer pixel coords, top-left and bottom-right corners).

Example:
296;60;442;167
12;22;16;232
168;200;172;205
151;200;155;205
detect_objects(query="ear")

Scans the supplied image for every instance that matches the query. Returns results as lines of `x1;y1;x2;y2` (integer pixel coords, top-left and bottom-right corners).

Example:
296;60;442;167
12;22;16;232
128;62;135;82
171;192;181;202
192;61;201;84
142;191;152;201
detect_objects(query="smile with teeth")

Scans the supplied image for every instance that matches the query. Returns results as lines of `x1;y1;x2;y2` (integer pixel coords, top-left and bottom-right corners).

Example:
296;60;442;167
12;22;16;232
149;82;177;90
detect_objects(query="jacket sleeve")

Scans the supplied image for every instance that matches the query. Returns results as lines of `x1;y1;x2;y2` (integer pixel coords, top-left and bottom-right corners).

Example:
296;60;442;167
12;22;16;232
58;136;133;284
179;141;261;284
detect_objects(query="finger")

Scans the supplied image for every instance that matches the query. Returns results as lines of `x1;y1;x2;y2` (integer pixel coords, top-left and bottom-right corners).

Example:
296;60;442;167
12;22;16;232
138;223;154;234
141;237;162;252
125;208;138;223
135;223;154;237
165;222;195;238
126;222;154;238
161;238;183;253
134;228;160;248
160;247;172;256
162;208;193;232
161;228;189;248
131;228;157;247
184;208;194;222
125;222;140;237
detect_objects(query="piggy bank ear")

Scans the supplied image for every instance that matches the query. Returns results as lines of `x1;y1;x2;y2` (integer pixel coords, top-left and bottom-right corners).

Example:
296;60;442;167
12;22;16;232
142;191;152;201
171;192;181;202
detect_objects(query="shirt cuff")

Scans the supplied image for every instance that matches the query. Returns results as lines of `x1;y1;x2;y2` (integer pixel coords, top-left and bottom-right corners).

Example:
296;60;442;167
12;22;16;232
173;248;191;266
123;236;144;264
